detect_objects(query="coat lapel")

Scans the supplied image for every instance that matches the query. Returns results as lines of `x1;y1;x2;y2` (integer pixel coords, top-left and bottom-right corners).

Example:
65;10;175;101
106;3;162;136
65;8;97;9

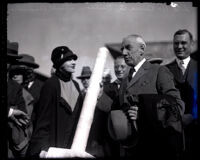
126;61;150;89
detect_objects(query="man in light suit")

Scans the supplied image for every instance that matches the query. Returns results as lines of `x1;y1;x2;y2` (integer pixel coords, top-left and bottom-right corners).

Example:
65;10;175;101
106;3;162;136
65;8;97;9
113;34;185;159
166;29;198;159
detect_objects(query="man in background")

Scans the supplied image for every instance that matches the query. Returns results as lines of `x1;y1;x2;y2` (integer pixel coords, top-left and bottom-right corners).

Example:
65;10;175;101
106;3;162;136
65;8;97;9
7;40;29;158
77;66;92;96
104;56;128;110
166;29;198;159
16;54;44;128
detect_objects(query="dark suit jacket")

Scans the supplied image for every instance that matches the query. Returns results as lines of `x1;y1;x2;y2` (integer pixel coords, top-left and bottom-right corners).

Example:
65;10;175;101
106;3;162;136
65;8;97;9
104;81;121;110
7;79;26;113
120;61;185;115
7;79;27;157
166;58;198;115
27;79;44;128
28;79;44;105
117;61;185;159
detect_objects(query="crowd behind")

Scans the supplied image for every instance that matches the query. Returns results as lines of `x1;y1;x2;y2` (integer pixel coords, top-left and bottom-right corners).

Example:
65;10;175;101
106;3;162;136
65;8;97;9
7;29;199;159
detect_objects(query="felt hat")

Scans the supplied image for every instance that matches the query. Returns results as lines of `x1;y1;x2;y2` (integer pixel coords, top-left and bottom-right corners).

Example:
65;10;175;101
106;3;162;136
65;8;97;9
148;58;163;64
7;40;22;60
51;46;77;69
108;110;132;141
77;66;92;79
17;54;39;69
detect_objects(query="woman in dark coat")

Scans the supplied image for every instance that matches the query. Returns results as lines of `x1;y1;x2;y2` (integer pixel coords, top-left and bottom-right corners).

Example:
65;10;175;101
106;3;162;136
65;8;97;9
27;46;84;158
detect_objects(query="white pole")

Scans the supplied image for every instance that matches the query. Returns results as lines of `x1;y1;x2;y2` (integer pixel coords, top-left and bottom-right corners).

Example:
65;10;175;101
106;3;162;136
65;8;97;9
71;47;109;151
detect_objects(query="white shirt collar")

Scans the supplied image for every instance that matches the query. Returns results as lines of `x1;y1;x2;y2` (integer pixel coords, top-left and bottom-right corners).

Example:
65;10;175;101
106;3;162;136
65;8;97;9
131;58;146;78
28;81;34;89
134;58;146;73
176;56;190;69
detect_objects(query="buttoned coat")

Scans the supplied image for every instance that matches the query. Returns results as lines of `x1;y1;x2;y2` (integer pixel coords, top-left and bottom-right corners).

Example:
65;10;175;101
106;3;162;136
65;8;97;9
7;79;27;157
117;61;185;159
166;58;198;115
119;61;184;114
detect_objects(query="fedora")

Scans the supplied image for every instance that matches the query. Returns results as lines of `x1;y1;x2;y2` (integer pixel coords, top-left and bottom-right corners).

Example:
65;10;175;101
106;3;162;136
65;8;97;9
77;66;92;79
17;54;39;69
7;40;22;59
107;110;139;148
148;58;163;64
108;110;132;141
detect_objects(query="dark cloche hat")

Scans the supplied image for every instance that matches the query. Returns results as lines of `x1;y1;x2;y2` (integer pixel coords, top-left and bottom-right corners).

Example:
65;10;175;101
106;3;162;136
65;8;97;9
51;46;77;69
17;54;39;69
7;40;22;60
77;66;92;79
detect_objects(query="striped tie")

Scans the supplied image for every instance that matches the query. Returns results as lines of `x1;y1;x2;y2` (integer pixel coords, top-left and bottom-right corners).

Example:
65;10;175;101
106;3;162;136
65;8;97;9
179;60;186;75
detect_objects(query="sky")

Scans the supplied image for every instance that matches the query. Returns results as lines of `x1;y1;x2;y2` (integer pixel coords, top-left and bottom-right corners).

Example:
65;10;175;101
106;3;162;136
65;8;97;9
7;2;197;86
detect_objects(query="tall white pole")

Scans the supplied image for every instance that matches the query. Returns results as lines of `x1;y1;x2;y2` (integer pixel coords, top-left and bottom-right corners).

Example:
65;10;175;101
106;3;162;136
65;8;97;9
71;47;109;151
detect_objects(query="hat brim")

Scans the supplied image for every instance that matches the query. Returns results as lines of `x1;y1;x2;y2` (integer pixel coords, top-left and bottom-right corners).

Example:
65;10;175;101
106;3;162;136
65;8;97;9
17;61;39;69
77;75;91;79
7;54;22;59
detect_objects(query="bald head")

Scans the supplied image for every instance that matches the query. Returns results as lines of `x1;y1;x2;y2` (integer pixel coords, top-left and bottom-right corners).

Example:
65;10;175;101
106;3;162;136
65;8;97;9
125;35;146;50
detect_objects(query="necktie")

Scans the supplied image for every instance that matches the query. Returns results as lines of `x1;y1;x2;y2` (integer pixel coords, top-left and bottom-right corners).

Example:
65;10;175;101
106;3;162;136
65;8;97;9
179;60;186;75
128;68;135;82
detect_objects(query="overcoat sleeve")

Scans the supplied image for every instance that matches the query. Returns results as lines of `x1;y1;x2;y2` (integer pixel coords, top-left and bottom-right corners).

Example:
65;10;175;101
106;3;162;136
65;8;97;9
7;79;26;114
156;65;185;115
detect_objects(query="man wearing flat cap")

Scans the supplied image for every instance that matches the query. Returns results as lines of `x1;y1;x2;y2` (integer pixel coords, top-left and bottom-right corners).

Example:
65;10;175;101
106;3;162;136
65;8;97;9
27;46;84;158
7;40;29;158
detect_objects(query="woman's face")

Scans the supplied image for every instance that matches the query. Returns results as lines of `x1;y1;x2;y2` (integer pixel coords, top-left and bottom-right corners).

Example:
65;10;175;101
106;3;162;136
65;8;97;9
12;74;23;84
60;58;76;73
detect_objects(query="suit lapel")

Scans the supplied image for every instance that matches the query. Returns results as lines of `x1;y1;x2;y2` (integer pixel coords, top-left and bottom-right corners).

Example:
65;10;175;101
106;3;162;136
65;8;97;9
169;61;184;82
126;61;150;89
185;59;197;87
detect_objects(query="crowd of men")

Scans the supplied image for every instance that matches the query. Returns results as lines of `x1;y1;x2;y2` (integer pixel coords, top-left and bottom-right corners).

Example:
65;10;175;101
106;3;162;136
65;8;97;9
6;29;199;159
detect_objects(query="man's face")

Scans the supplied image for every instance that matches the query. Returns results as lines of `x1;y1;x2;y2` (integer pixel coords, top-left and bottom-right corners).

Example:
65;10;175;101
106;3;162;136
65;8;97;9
173;33;193;60
12;74;23;84
81;77;90;89
114;58;127;80
121;37;142;67
60;58;76;73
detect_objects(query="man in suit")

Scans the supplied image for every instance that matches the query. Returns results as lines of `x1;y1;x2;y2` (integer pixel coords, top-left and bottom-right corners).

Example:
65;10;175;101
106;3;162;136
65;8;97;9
7;40;29;158
77;66;92;96
111;34;185;159
104;56;128;110
15;54;44;128
166;29;198;159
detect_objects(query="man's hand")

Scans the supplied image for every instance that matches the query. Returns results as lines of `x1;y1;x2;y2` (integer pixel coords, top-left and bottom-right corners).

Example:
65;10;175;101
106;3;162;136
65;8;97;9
10;109;29;127
127;105;138;121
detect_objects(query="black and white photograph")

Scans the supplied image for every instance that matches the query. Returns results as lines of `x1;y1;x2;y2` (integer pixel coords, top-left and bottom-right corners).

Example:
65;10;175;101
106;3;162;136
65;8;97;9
4;1;199;159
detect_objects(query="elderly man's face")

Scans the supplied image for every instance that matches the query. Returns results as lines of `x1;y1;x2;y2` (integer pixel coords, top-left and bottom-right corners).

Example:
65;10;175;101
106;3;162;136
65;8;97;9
173;33;193;60
114;57;127;80
60;58;76;73
121;37;143;67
